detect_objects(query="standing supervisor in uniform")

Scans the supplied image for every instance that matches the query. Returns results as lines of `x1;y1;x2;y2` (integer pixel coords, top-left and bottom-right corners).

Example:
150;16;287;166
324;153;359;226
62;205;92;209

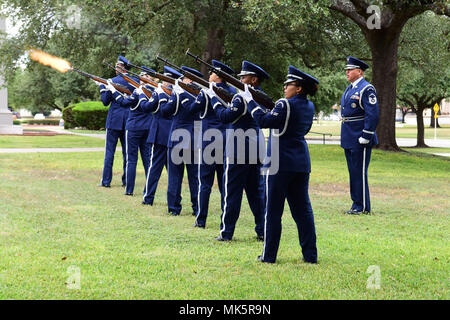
247;65;318;264
341;56;379;215
110;67;154;196
185;60;237;228
139;66;180;206
96;56;136;188
205;60;266;242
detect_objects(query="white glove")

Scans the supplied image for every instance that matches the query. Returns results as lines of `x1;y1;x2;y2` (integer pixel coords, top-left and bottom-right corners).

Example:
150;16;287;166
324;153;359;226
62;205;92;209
205;82;217;98
359;136;370;144
239;84;253;103
173;79;184;95
135;85;144;96
106;79;117;94
155;83;164;95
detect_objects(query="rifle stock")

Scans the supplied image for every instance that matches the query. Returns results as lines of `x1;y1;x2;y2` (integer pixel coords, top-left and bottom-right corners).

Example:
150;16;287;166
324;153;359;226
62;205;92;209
185;49;275;109
156;55;233;103
71;67;132;95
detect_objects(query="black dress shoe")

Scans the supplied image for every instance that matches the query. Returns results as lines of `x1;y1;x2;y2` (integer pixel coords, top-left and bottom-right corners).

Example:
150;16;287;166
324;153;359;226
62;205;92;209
192;211;197;216
257;255;275;263
256;234;264;241
98;183;111;188
141;201;152;206
124;192;133;196
193;222;205;228
345;209;361;215
214;235;231;241
303;257;318;264
122;184;126;187
169;211;180;216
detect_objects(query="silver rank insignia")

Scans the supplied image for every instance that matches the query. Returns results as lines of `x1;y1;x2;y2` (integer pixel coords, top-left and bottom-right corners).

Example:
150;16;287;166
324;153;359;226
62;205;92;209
369;93;377;104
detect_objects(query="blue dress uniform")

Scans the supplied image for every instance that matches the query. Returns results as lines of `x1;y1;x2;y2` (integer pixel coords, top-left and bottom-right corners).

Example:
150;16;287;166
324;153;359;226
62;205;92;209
98;56;136;187
185;60;237;228
159;66;202;216
140;66;180;206
341;57;379;214
208;61;267;241
111;67;154;195
248;66;318;264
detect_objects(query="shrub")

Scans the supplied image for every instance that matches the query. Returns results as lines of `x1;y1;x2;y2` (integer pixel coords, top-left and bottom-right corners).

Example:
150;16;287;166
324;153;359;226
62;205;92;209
26;119;61;125
62;105;76;129
64;101;109;130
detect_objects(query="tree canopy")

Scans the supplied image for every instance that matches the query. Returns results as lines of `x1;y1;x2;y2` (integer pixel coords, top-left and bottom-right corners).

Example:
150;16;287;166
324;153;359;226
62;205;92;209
0;0;449;150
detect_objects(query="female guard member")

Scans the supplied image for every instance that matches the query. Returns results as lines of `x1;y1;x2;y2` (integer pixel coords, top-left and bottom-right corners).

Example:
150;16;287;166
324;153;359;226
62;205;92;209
245;65;319;264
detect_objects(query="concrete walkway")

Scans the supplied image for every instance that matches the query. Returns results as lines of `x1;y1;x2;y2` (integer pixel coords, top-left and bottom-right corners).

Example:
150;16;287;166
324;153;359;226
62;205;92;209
0;126;448;157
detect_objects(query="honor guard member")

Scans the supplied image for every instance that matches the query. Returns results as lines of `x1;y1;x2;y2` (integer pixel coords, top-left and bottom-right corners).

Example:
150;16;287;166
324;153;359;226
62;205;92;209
96;56;135;188
247;66;318;264
341;56;379;215
185;60;237;228
111;67;154;195
205;60;267;241
139;66;180;206
159;66;202;216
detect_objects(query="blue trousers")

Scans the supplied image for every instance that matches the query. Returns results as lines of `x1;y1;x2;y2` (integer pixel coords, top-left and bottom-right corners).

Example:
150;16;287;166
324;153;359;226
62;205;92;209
219;158;265;240
194;154;224;227
125;130;150;194
142;143;168;205
167;147;198;215
344;147;372;212
101;128;126;186
261;171;317;263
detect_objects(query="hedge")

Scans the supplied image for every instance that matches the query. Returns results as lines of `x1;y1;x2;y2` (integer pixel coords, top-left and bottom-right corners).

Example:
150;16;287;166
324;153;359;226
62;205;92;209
63;101;108;130
26;119;61;125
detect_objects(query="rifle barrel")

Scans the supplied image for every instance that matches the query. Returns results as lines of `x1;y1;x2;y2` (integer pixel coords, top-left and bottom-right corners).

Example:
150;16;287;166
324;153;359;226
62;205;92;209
185;50;275;109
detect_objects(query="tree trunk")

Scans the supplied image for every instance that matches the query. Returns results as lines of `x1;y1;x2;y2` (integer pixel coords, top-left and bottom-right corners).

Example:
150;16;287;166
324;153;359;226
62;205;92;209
200;28;225;76
416;107;428;147
364;28;402;151
401;108;407;123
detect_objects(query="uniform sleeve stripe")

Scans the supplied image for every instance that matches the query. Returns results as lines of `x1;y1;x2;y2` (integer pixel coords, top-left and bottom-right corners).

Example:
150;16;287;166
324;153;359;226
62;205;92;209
363;130;374;134
251;106;263;117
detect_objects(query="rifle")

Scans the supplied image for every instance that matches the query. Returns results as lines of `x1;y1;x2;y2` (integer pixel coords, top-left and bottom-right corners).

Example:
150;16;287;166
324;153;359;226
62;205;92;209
126;62;177;96
103;61;154;98
156;55;233;103
129;60;200;97
185;49;275;109
70;67;132;96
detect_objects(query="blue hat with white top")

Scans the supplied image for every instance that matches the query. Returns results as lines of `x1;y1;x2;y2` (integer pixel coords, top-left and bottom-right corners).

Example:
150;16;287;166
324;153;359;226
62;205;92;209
116;55;129;69
345;56;369;71
139;66;155;76
237;60;270;81
284;65;319;86
212;60;235;76
181;66;204;79
163;66;182;79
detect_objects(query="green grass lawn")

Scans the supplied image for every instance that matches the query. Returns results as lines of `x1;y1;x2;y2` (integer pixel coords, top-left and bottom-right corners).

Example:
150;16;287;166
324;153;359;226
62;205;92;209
0;144;448;300
0;135;106;148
